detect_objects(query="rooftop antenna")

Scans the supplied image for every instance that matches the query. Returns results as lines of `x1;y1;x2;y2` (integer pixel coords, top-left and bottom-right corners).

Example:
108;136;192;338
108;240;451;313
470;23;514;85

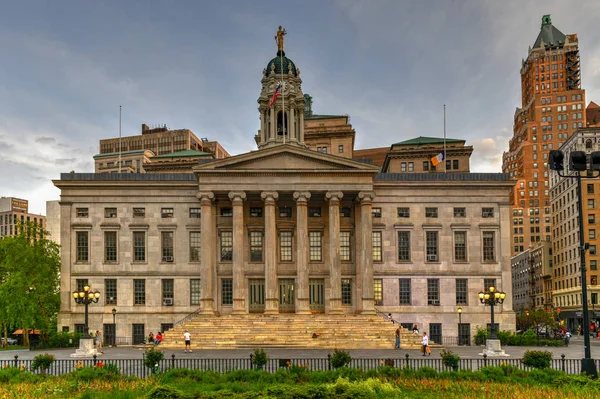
444;104;447;174
119;105;122;173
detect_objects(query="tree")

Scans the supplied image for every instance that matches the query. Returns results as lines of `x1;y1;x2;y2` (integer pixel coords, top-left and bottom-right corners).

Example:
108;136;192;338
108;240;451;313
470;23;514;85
0;222;60;347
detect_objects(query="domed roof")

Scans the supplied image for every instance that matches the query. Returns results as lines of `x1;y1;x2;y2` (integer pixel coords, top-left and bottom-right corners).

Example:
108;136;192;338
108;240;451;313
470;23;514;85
266;50;297;77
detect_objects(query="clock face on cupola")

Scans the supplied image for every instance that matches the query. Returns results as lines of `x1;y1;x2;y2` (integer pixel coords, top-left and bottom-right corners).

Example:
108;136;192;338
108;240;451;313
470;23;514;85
257;26;306;150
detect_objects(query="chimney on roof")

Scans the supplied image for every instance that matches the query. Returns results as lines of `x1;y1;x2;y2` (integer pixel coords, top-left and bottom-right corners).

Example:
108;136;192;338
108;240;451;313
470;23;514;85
142;124;150;134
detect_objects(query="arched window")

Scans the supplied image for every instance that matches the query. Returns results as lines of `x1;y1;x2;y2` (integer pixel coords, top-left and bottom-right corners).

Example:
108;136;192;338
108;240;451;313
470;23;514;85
277;111;288;136
586;139;593;149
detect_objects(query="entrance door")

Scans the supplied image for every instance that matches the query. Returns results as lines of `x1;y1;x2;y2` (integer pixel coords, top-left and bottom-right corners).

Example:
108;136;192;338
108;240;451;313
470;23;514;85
309;279;325;312
132;324;145;345
103;324;115;346
458;323;471;346
279;279;295;312
429;323;442;345
249;279;265;312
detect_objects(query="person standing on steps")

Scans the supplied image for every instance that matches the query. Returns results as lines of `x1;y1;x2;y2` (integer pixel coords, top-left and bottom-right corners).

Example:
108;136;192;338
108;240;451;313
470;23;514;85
183;330;192;353
421;332;429;356
395;325;401;349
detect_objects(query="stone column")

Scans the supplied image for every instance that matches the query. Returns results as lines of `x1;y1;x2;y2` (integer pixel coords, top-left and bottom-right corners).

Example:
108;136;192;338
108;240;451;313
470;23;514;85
269;107;275;143
358;191;376;315
197;191;215;315
261;191;279;314
293;191;311;314
326;191;343;314
260;111;265;144
290;107;296;143
299;111;305;143
229;191;247;314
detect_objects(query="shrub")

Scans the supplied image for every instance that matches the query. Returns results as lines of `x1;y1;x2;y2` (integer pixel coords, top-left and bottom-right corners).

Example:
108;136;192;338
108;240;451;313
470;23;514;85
146;385;185;399
251;348;268;369
522;350;552;369
144;347;165;370
31;353;55;375
440;349;460;371
475;327;488;345
329;349;352;369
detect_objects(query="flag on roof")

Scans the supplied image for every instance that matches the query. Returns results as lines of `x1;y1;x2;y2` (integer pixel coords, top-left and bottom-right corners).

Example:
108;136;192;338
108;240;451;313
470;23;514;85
268;82;282;109
431;150;445;167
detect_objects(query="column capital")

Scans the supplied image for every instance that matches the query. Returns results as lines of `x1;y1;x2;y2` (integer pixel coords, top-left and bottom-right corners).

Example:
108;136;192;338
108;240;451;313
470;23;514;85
325;191;344;203
228;191;247;203
196;191;215;204
261;191;279;203
357;191;376;204
293;191;311;203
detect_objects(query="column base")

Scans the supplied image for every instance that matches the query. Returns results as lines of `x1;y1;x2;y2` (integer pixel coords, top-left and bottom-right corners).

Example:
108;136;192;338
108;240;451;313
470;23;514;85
198;299;215;315
479;339;509;357
231;298;246;315
360;299;376;315
295;298;311;315
264;299;279;315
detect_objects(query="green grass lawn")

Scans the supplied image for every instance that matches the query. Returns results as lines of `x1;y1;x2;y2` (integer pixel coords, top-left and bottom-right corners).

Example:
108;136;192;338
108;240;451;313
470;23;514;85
0;345;28;351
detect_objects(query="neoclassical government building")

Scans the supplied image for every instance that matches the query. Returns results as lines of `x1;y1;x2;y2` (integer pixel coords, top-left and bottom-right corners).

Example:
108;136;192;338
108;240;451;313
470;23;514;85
52;30;515;345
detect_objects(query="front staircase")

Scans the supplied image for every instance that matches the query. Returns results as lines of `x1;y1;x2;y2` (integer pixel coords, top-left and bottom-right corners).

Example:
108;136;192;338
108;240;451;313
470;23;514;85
160;314;438;350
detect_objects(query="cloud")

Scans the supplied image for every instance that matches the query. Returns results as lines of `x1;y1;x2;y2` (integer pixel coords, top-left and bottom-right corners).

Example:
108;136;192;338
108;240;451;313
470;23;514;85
54;158;77;165
35;136;56;144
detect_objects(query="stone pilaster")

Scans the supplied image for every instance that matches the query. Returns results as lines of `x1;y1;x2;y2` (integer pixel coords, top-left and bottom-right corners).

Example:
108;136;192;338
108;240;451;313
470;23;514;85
260;112;265;144
358;191;376;315
293;191;311;314
289;107;296;143
269;107;275;143
197;191;215;315
59;202;72;313
261;191;279;314
326;191;343;314
299;111;305;144
229;191;247;314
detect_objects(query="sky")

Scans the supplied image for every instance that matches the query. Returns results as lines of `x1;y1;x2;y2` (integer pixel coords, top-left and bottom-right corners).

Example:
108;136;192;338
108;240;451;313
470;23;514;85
1;1;600;215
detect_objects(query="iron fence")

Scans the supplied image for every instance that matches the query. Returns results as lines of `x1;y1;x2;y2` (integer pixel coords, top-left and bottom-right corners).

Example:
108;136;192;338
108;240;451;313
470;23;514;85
0;354;597;377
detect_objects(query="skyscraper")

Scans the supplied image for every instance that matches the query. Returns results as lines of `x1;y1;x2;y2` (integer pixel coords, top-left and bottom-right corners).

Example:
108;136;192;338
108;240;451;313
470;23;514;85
502;15;585;256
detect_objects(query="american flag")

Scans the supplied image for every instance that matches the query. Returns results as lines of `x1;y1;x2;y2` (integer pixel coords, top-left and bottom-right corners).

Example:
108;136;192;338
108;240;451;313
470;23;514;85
268;82;282;108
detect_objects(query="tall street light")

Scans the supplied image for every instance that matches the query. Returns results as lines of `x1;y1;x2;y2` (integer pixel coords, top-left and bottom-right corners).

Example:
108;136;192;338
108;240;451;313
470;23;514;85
549;149;599;378
457;307;463;324
112;308;117;347
72;285;100;337
478;286;506;340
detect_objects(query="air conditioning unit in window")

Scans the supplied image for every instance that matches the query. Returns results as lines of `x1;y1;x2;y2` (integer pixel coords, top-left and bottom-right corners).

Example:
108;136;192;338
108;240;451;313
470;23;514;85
432;300;440;306
427;254;438;262
163;298;173;306
163;256;174;262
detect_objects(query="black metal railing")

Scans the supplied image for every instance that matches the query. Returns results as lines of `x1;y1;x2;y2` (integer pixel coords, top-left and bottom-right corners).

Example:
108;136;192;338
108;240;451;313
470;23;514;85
1;354;596;378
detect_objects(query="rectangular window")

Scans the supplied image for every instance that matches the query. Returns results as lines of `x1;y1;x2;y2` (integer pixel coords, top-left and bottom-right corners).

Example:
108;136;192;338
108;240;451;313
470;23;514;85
482;207;494;218
161;231;174;262
483;232;496;262
190;279;201;305
279;207;292;218
105;279;117;305
104;207;117;218
427;279;440;305
220;207;233;217
104;231;117;262
401;162;407;172
425;207;438;218
250;231;263;262
591;260;598;271
341;279;352;305
446;160;451;170
408;162;414;171
454;207;466;217
340;231;351;261
454;231;467;262
372;231;382;261
338;145;344;153
371;208;381;218
76;231;89;262
397;207;410;217
250;207;263;217
76;279;89;293
399;279;411;304
426;231;438;261
133;231;146;262
589;199;595;209
76;208;88;218
453;160;459;169
484;278;496;292
222;279;233;305
161;208;174;218
280;231;293;261
134;279;145;305
189;232;201;261
309;231;322;261
340;207;351;217
189;208;201;218
162;279;174;304
309;207;321;217
590;229;596;240
423;161;429;171
588;184;594;194
133;207;145;217
456;279;468;305
398;231;411;261
374;279;383;305
220;231;233;261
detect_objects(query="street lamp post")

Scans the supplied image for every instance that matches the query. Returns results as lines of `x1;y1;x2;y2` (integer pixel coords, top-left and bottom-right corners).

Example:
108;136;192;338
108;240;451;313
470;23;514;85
549;149;599;378
71;285;100;337
457;307;463;346
478;286;506;340
112;308;117;347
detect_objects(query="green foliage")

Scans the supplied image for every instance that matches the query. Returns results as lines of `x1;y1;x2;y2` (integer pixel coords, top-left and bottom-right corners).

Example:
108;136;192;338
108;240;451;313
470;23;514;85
144;347;165;370
0;366;39;383
522;350;553;369
31;353;55;374
329;349;352;369
69;363;122;381
440;349;460;371
251;348;268;369
146;385;186;399
475;327;489;345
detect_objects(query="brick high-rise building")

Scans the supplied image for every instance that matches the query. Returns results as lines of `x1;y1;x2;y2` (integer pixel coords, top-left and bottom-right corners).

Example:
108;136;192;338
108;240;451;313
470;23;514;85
503;15;586;256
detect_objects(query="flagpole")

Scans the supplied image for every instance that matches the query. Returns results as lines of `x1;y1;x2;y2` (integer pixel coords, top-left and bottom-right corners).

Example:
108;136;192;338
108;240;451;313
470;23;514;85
280;47;285;144
443;104;447;174
119;105;122;174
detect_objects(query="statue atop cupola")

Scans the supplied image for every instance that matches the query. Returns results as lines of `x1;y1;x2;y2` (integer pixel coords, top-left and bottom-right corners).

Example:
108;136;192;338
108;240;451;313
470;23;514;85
257;27;306;149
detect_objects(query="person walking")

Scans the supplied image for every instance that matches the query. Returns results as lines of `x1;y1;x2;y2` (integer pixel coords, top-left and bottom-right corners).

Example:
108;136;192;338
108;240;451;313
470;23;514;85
183;330;192;353
421;332;429;356
395;325;401;349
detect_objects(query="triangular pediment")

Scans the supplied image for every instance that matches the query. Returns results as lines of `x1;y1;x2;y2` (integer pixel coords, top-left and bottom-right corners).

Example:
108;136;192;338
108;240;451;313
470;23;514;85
193;144;380;172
